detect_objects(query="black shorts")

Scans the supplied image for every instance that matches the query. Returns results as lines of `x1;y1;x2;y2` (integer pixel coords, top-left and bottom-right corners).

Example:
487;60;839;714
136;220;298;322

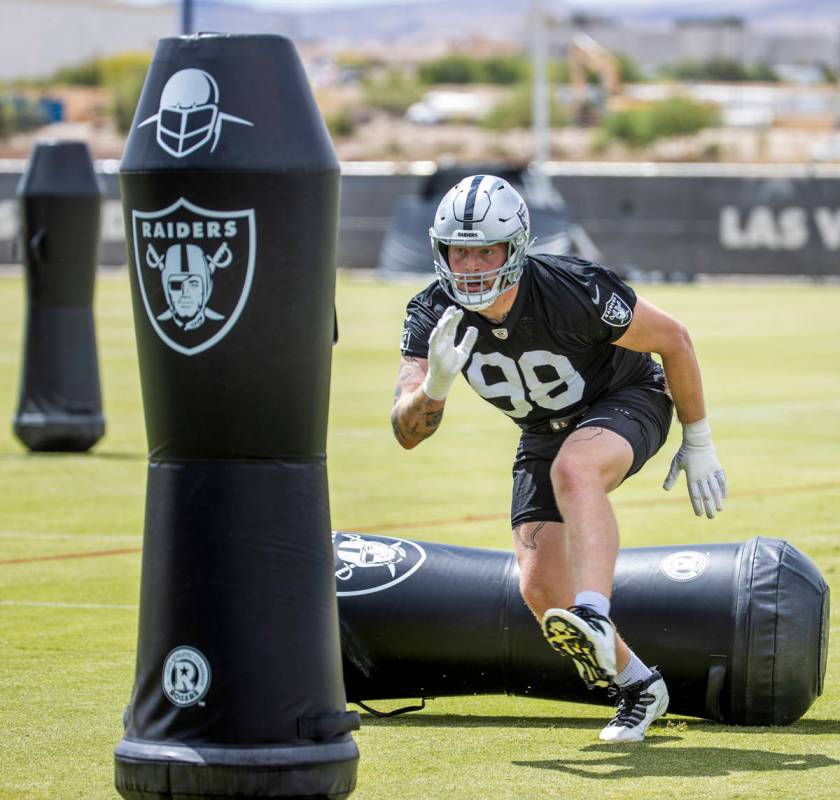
510;384;673;528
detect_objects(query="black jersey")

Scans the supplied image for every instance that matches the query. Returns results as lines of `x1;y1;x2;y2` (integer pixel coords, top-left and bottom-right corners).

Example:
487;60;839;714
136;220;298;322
400;254;664;430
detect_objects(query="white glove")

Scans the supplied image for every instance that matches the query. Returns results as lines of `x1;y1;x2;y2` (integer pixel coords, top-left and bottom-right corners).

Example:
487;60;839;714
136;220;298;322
421;306;478;401
663;418;728;519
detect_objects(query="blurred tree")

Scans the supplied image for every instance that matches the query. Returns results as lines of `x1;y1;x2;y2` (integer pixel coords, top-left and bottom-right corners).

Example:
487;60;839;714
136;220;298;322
548;59;571;84
325;108;357;137
419;55;481;84
480;56;529;85
480;83;568;130
100;53;152;134
335;52;382;71
111;70;148;134
820;63;838;84
51;59;102;86
615;52;644;83
362;69;424;114
600;96;720;147
745;63;779;82
665;59;777;82
419;54;529;85
29;52;152;134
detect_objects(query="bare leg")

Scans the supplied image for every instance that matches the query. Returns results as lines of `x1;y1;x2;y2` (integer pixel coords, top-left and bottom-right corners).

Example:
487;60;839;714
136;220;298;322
512;519;573;613
513;517;632;672
550;426;635;671
514;427;668;739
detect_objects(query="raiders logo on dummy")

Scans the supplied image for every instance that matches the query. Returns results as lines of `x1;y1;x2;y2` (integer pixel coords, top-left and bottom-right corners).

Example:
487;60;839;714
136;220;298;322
131;197;256;356
332;532;427;597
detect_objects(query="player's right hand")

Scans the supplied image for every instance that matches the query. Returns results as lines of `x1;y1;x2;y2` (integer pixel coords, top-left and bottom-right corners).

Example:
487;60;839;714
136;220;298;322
421;306;478;401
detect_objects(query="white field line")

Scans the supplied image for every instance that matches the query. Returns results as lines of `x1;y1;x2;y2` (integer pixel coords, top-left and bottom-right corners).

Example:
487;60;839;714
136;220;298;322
0;530;141;543
714;399;840;422
0;600;137;610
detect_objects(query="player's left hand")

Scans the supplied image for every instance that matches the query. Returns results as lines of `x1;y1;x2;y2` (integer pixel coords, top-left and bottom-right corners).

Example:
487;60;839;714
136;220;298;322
663;419;727;518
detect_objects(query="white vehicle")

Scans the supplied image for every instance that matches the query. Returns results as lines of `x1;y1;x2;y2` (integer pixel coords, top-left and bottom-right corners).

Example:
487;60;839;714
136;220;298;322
406;91;491;125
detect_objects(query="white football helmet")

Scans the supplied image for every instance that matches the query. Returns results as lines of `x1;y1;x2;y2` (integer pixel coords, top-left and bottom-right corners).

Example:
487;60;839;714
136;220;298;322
429;174;531;311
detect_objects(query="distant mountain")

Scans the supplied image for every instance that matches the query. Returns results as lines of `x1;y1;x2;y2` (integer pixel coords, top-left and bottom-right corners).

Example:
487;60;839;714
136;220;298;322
180;0;839;42
188;0;523;43
588;0;840;29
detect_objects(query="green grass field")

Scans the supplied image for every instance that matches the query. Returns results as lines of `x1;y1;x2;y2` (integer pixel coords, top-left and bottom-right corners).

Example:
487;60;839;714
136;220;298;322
1;269;839;799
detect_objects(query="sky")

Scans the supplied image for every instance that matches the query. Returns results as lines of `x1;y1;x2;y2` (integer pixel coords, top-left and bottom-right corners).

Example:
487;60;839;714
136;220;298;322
125;0;761;9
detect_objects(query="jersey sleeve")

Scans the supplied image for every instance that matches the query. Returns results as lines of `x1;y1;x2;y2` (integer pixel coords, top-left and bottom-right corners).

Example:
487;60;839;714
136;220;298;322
400;291;441;358
553;260;637;347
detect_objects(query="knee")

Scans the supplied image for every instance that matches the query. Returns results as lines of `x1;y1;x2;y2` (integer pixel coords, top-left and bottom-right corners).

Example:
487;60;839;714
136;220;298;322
549;453;591;499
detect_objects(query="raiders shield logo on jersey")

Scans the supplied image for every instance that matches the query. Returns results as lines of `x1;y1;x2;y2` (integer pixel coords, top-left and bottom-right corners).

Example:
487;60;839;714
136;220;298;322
601;292;633;327
131;197;256;356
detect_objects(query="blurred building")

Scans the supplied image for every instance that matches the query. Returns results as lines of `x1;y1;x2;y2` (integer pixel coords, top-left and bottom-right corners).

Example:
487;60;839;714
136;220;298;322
551;13;840;72
0;0;174;80
675;17;746;64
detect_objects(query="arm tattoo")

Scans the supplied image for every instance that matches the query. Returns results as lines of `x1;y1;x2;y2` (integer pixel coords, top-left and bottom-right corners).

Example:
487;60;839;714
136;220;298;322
391;413;417;444
394;357;422;401
391;356;445;447
391;396;443;447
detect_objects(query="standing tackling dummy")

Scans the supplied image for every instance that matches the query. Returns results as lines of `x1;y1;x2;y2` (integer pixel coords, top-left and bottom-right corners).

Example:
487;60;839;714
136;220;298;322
116;34;358;799
14;141;105;452
391;174;727;742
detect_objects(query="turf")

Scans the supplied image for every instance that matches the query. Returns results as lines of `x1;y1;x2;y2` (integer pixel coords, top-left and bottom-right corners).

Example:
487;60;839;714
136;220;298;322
0;269;839;799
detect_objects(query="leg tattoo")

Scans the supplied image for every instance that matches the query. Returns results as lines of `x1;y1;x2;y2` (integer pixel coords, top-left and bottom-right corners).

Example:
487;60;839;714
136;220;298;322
516;520;548;550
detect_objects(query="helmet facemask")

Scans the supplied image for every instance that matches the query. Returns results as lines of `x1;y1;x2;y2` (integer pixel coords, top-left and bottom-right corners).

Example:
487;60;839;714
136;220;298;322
431;232;527;311
158;103;219;157
428;175;532;311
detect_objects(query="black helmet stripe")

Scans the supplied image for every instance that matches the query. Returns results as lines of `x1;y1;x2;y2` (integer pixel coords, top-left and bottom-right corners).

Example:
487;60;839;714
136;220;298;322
461;174;485;230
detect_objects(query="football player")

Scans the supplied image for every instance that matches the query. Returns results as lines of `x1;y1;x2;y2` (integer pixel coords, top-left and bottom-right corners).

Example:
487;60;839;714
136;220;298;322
391;174;727;742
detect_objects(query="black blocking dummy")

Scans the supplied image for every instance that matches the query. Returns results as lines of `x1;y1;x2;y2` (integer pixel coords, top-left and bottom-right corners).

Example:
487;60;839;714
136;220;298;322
335;534;828;725
115;35;358;799
13;141;105;451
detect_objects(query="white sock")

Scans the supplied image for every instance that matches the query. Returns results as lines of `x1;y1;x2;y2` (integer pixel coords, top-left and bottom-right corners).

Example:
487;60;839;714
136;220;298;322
614;650;653;687
573;590;610;619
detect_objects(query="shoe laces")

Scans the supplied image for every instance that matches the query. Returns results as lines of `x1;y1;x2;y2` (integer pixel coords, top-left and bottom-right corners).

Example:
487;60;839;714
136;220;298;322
606;677;656;728
567;604;610;635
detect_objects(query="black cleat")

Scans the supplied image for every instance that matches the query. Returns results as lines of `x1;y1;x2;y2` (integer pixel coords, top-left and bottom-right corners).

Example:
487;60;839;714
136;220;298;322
600;669;669;742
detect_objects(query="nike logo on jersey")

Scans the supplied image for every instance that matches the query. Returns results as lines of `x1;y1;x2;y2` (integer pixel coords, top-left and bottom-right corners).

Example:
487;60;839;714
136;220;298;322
590;284;600;305
577;417;612;427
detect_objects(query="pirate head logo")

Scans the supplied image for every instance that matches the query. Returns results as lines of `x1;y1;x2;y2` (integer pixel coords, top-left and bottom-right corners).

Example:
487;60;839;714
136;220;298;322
332;532;427;597
145;242;232;331
138;68;253;158
601;292;633;328
132;197;256;356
